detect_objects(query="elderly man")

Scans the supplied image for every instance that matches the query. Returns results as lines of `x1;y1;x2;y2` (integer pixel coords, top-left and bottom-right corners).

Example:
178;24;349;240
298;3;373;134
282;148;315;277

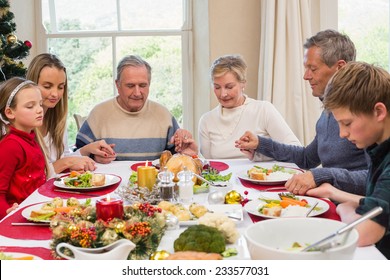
76;55;196;163
235;29;368;196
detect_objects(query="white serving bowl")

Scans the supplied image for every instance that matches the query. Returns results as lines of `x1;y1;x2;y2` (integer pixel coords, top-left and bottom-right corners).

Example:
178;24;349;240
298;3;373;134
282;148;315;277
244;217;359;260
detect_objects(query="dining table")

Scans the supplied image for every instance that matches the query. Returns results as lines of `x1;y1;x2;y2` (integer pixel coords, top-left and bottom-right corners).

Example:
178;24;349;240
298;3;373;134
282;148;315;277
0;158;386;260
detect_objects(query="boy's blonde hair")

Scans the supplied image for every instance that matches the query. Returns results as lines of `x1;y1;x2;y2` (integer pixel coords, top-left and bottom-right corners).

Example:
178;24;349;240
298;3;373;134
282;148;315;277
324;61;390;115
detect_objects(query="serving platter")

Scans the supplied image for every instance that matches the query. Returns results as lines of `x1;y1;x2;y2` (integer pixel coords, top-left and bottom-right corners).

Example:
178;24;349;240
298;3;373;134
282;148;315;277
237;167;303;186
244;193;329;219
53;173;121;191
0;252;42;260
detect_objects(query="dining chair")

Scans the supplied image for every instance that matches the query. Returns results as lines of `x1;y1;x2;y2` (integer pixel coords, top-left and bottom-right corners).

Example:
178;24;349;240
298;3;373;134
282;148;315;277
73;113;87;131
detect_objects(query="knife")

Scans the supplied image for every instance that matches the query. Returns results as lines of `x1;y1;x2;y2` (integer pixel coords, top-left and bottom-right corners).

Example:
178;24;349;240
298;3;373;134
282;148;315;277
12;222;50;226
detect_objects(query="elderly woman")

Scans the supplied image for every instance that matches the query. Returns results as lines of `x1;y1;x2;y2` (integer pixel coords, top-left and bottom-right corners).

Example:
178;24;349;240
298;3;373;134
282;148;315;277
198;54;301;160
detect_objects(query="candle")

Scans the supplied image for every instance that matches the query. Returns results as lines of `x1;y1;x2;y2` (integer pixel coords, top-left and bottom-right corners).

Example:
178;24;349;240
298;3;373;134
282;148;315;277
96;195;124;221
137;162;157;191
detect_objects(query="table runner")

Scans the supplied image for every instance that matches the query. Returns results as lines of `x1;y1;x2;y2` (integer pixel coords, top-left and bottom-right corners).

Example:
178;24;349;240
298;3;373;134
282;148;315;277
38;177;121;199
248;198;341;222
0;246;55;260
0;203;52;240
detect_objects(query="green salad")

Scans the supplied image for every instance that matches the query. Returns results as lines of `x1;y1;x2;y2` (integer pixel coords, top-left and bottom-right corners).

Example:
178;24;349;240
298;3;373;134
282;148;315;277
63;171;93;188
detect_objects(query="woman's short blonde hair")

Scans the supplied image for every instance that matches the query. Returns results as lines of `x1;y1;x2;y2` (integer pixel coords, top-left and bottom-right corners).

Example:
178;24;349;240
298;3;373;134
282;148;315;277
210;54;247;83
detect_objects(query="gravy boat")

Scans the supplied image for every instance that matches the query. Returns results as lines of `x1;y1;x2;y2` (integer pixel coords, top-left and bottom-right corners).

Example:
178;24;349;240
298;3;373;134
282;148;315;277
56;239;136;260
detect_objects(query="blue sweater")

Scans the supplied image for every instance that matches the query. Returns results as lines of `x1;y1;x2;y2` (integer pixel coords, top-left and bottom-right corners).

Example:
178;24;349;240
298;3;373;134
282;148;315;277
256;111;368;195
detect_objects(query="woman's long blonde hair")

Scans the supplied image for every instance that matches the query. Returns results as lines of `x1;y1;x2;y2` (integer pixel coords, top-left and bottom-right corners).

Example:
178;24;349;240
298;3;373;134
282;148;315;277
26;53;68;160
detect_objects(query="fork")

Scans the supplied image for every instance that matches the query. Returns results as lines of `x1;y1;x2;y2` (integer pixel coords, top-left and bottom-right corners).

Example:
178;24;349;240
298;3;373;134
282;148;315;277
192;173;228;188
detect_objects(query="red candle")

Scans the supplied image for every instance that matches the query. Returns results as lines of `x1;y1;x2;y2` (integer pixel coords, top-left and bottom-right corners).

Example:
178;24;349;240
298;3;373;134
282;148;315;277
96;195;124;221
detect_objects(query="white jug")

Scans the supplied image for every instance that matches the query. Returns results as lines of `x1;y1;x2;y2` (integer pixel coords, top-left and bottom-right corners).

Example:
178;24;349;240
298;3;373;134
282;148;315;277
56;239;136;260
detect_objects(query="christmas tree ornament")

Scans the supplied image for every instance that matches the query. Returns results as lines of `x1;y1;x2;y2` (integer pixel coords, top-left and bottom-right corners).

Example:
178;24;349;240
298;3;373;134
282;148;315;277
24;40;32;49
7;34;17;44
149;250;171;260
224;190;242;204
165;213;179;230
207;190;225;204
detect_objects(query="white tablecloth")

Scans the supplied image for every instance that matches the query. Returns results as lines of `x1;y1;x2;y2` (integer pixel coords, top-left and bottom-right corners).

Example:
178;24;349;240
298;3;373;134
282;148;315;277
0;159;386;260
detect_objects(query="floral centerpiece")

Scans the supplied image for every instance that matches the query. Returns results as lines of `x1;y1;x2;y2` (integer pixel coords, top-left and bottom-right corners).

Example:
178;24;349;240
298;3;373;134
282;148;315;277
50;201;166;260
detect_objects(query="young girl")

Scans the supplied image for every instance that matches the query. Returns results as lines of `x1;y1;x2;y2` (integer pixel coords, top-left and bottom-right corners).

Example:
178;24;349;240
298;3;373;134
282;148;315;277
0;77;47;219
26;53;116;174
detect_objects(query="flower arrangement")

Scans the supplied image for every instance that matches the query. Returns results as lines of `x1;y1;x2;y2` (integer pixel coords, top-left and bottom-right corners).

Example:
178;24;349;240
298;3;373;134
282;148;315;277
50;202;166;260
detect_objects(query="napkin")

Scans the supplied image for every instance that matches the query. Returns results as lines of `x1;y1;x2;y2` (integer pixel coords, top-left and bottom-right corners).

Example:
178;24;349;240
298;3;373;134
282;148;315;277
38;177;121;199
0;203;52;240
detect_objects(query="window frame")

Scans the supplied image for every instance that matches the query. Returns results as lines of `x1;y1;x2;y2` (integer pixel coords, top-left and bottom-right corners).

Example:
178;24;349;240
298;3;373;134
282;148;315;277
36;0;194;131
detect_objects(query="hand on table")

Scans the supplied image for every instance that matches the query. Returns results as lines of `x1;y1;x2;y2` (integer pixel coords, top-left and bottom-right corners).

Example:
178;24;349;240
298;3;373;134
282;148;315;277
6;203;19;215
68;156;97;171
285;171;316;195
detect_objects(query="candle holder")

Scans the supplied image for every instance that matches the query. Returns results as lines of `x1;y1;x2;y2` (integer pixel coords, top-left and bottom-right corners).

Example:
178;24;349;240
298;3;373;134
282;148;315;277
96;197;124;221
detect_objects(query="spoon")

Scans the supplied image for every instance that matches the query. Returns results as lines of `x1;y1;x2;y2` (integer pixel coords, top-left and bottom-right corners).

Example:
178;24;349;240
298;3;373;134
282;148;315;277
305;202;319;217
302;206;383;252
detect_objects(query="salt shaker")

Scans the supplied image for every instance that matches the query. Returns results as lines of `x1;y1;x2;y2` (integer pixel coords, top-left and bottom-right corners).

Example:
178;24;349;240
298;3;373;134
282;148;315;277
177;167;194;204
158;167;175;201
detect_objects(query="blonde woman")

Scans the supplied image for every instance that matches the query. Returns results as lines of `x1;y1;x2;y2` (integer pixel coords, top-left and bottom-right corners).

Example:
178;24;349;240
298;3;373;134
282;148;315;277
26;53;115;174
198;54;301;160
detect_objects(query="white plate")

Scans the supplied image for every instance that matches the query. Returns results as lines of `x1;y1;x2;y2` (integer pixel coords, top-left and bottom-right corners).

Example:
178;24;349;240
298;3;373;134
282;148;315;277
179;204;243;226
244;193;329;219
1;252;42;260
53;173;121;190
21;199;88;223
237;167;303;185
21;203;53;223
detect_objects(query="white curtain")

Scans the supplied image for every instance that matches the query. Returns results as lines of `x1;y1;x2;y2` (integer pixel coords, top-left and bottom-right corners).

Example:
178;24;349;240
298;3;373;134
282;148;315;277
258;0;322;145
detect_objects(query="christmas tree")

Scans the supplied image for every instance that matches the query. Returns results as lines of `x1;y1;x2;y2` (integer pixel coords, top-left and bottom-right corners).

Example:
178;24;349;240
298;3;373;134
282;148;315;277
0;0;32;81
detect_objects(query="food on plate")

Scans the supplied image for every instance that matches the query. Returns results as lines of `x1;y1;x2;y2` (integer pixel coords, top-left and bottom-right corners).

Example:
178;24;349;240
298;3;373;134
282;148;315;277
165;251;223;260
189;203;208;218
157;201;192;221
198;212;239;244
0;252;34;260
174;224;226;254
262;206;282;217
28;197;86;221
257;193;317;217
248;167;267;180
247;164;297;181
63;171;106;188
159;151;203;183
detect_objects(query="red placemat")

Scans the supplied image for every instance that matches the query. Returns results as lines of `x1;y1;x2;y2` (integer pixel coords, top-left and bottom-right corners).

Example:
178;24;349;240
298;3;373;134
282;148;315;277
131;161;153;171
0;203;52;240
248;199;340;223
38;176;122;199
239;178;287;191
0;246;55;260
208;161;229;172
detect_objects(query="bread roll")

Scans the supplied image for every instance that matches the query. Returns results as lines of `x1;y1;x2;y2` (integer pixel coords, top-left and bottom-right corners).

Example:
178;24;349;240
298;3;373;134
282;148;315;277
248;167;267;180
92;174;106;186
262;206;282;217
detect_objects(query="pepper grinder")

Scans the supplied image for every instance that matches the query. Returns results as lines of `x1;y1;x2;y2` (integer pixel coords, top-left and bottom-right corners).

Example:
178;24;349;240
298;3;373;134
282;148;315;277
157;167;175;201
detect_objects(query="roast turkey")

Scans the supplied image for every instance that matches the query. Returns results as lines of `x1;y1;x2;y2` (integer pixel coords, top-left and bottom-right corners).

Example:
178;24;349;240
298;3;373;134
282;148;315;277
159;151;203;183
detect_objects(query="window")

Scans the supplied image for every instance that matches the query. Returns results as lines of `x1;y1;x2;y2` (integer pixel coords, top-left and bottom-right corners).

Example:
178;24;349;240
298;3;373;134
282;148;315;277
40;0;192;144
338;0;389;70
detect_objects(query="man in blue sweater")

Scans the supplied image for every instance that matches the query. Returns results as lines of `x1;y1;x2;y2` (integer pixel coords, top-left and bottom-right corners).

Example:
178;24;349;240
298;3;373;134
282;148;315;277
235;30;368;196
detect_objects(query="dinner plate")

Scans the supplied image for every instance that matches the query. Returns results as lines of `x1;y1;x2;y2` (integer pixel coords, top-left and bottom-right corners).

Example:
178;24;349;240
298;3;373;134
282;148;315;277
53;173;121;190
237;167;303;185
244;193;329;219
179;204;243;226
21;203;53;223
1;252;42;260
